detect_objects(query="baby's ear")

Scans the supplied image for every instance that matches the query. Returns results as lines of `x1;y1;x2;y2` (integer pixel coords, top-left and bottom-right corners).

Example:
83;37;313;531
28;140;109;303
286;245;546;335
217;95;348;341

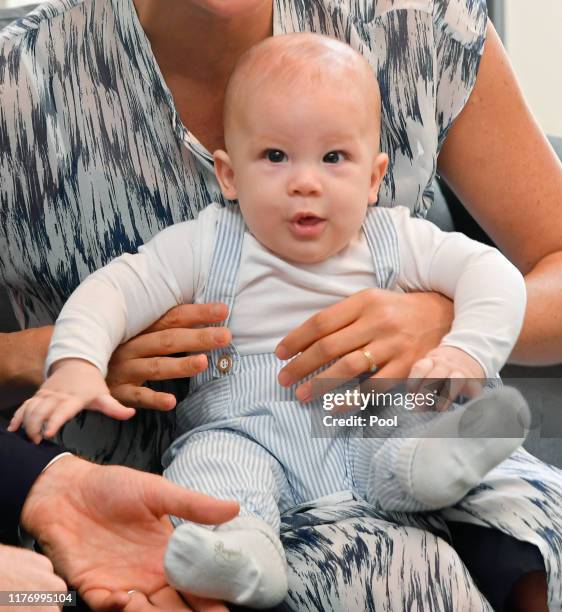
214;150;238;200
368;152;389;205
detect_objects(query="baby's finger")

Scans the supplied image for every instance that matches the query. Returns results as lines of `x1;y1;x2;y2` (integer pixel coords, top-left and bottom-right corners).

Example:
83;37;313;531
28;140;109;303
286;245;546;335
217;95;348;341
42;398;85;438
7;402;29;432
24;396;61;443
90;394;137;420
417;365;451;405
446;373;467;406
463;377;484;399
407;358;434;392
84;589;132;612
433;374;465;412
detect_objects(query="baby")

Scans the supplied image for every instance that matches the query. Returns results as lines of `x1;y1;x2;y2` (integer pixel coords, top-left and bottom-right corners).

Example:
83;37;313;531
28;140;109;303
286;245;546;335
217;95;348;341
10;34;531;608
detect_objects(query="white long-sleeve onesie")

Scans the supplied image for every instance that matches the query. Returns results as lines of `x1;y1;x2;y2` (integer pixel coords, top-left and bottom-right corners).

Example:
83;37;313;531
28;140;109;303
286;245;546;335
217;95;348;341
46;204;526;379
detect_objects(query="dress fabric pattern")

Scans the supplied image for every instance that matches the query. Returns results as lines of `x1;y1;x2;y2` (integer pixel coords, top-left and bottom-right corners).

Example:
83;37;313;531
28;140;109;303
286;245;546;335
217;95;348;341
0;0;486;468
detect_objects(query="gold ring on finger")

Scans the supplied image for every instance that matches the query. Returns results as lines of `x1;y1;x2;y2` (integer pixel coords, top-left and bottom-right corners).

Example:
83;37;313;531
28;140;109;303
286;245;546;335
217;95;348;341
362;349;377;373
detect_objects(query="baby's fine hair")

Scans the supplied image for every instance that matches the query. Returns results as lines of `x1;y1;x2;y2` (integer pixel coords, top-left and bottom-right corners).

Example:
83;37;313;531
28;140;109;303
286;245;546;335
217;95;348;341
223;32;382;141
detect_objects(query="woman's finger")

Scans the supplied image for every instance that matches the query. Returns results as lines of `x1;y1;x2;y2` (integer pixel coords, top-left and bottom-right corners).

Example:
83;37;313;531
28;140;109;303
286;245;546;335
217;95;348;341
110;354;208;384
278;320;372;389
113;328;230;362
370;359;413;391
145;302;229;333
276;290;369;360
295;345;412;403
293;342;391;402
110;384;178;411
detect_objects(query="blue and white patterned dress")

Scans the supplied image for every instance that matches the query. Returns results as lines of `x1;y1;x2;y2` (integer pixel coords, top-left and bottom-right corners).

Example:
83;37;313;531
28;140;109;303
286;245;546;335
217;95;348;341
0;0;487;469
2;1;561;609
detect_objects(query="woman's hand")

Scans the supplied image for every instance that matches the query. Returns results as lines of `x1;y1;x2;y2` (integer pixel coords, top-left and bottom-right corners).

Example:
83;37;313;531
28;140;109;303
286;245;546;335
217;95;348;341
106;302;231;410
276;289;453;401
1;303;230;412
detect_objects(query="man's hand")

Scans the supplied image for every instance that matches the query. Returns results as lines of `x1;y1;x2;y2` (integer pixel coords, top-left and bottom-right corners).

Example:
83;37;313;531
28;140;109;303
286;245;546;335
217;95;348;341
21;456;239;610
0;544;67;612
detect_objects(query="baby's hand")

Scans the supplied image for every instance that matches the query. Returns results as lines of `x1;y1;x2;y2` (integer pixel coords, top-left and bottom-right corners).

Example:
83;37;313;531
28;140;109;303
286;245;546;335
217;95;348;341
7;359;136;443
407;346;486;410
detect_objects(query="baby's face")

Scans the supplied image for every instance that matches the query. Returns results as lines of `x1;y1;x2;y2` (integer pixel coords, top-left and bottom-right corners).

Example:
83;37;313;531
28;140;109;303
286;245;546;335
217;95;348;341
215;76;387;264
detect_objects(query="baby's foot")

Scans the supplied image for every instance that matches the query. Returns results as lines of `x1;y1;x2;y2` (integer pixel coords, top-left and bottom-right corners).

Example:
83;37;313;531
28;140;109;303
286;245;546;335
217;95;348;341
164;516;287;608
397;386;531;509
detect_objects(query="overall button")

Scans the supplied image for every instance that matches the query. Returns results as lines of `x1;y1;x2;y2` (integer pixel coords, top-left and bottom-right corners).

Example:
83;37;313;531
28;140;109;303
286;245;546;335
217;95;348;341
216;353;233;374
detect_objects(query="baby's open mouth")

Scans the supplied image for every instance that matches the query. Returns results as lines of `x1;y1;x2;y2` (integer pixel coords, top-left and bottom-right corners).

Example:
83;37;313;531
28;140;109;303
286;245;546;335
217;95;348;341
296;215;323;226
289;213;327;238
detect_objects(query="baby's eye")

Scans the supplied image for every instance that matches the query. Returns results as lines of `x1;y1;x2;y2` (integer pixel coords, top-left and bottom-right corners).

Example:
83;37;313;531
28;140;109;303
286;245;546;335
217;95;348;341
323;151;346;164
265;149;287;163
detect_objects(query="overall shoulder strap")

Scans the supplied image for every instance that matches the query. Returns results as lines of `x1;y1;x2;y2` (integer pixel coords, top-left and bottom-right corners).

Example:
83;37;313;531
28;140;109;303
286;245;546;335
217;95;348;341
196;204;246;385
362;206;400;289
202;204;246;315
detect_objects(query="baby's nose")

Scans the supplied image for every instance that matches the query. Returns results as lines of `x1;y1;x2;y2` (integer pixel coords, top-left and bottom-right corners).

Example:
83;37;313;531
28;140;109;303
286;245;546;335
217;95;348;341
287;167;322;196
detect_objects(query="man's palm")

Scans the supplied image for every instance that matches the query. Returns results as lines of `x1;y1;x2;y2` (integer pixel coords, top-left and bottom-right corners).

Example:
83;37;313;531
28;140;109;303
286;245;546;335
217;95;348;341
21;457;239;610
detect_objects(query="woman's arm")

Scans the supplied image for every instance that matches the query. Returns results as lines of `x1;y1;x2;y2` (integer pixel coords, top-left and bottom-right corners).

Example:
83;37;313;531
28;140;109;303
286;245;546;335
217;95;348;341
438;21;562;365
0;328;52;389
275;20;559;394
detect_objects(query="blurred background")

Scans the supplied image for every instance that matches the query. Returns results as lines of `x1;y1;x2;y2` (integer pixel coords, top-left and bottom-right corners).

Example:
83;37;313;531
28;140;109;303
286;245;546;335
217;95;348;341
491;1;562;138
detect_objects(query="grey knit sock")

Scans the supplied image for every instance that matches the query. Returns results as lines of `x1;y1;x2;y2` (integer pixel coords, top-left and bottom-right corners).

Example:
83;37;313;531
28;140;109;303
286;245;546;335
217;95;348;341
164;516;287;608
395;387;531;509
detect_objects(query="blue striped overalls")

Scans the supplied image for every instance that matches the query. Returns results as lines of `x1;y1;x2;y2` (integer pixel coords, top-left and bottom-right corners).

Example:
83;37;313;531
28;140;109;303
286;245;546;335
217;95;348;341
163;204;405;529
163;204;562;610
